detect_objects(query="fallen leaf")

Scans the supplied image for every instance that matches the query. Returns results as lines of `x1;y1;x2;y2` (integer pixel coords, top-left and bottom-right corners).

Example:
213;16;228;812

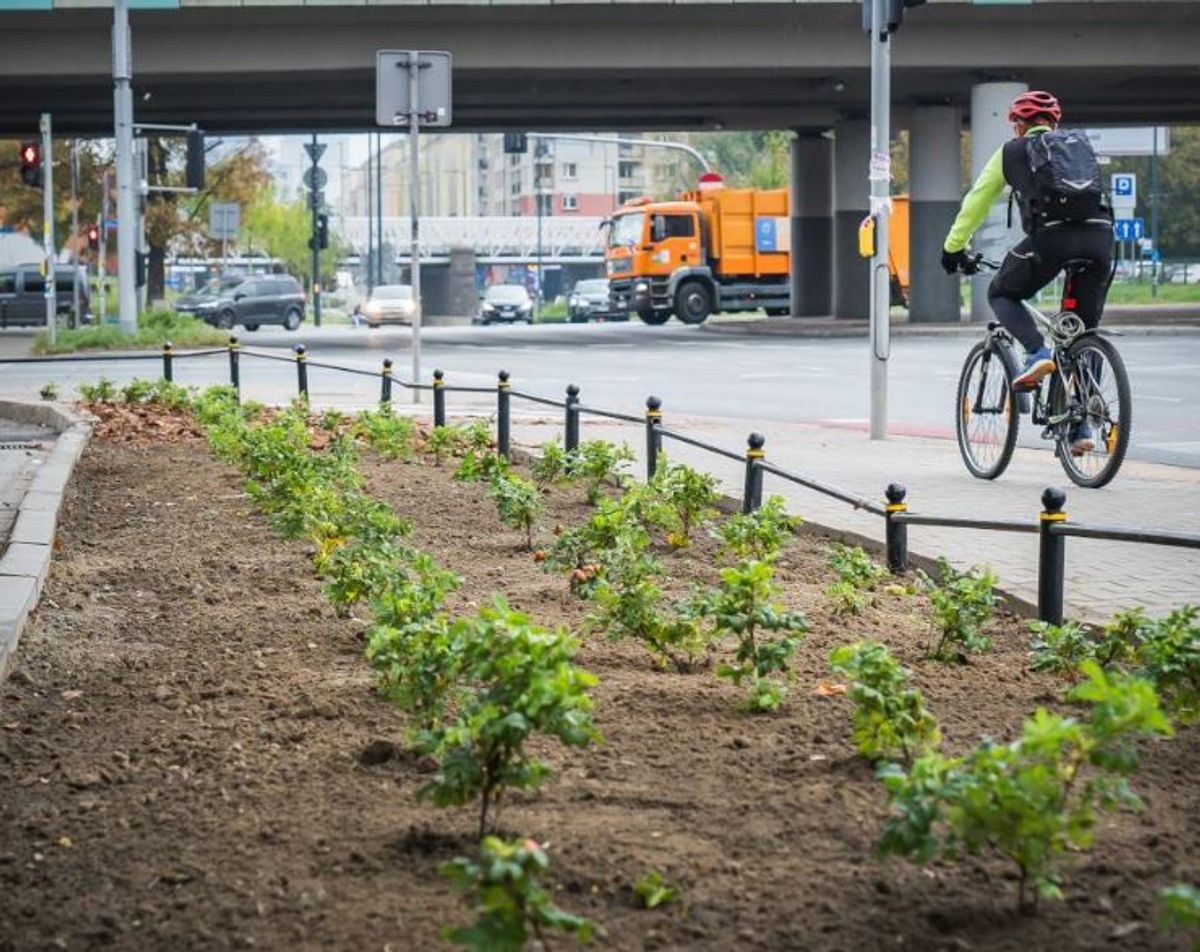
813;681;848;697
61;690;83;701
57;836;73;848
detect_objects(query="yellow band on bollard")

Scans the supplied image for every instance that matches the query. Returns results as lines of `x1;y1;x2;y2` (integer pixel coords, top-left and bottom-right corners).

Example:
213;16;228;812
886;503;907;513
433;379;445;388
498;382;511;391
1040;511;1067;522
746;449;765;460
645;409;662;419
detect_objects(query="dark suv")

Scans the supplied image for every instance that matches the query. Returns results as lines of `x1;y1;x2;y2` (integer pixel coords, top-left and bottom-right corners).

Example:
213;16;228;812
0;265;90;328
190;274;306;331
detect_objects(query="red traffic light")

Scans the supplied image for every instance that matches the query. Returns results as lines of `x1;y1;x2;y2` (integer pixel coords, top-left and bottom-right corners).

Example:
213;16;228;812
86;224;100;250
19;140;42;187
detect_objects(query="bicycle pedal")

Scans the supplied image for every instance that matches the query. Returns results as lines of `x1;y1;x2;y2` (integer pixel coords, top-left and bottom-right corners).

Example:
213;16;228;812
1040;426;1057;441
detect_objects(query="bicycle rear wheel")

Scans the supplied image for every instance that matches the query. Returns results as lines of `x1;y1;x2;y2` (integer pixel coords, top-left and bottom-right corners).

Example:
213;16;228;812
956;340;1020;480
1051;332;1131;489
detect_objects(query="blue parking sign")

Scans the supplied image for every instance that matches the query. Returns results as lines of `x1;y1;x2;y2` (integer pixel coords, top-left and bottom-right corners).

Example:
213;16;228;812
1113;218;1143;241
1112;174;1136;198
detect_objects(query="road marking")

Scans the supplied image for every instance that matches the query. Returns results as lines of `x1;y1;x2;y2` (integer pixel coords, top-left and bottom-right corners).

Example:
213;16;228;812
1140;394;1184;404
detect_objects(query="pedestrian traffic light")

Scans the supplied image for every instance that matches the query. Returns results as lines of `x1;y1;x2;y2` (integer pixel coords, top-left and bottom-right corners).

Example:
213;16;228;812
18;141;42;187
503;132;528;155
185;129;205;190
87;223;100;250
315;212;329;250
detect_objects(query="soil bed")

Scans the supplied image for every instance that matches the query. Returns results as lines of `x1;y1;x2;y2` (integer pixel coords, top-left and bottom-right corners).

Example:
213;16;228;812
0;425;1195;952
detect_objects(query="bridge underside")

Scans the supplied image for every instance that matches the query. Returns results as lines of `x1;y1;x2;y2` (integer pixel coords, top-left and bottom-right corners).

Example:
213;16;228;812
0;2;1197;134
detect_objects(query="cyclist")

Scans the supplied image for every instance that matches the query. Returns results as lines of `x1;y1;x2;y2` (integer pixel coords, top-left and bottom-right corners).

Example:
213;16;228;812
940;90;1114;456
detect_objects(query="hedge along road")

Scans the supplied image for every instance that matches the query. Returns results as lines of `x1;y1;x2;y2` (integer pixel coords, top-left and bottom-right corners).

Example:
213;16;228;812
0;321;1196;468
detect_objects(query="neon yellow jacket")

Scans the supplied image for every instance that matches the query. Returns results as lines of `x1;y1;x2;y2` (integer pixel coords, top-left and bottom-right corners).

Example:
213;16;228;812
943;126;1050;253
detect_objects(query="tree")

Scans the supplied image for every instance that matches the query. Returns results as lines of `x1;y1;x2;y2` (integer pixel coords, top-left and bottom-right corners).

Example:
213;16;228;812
1118;127;1200;259
689;131;794;189
0;138;110;257
241;189;342;287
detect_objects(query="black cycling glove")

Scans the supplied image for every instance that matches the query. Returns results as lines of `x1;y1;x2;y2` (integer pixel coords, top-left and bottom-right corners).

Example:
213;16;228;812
941;248;968;275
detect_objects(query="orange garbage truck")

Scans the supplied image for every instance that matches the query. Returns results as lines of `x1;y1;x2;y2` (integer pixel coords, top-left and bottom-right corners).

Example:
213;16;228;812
605;174;909;324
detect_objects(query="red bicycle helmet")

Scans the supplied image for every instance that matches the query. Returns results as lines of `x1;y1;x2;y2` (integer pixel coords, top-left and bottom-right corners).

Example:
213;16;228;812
1008;90;1062;124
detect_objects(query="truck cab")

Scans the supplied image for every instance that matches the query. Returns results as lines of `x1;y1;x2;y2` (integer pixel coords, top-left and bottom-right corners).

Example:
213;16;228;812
606;199;709;325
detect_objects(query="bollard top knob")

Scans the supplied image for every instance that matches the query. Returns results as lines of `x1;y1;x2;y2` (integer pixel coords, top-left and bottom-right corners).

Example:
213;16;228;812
382;357;393;370
163;340;174;351
886;482;907;505
498;370;510;382
293;343;306;356
433;368;444;380
747;432;765;451
646;395;662;411
566;383;580;398
228;335;239;348
1042;485;1067;514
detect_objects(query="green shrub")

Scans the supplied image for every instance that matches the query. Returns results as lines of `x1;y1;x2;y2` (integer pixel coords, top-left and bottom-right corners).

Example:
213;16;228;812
712;495;798;562
652;460;722;547
1158;884;1200;951
77;377;117;403
38;382;58;401
920;558;998;661
417;599;600;836
571;440;634;504
426;424;466;465
455;447;510;483
531;438;570;487
696;560;807;712
441;837;595;951
829;642;940;766
878;663;1172;911
634;870;679;909
1135;605;1200;724
351;404;418;460
488;473;543;550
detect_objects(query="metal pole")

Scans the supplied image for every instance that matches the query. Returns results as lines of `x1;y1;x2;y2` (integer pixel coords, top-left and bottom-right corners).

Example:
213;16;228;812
564;384;580;452
1150;128;1160;297
376;131;384;287
135;137;148;315
409;53;424;405
365;131;374;296
645;395;662;481
1038;487;1067;625
742;433;765;514
40;113;56;348
310;133;322;327
884;483;908;573
432;369;446;427
70;140;80;329
536;152;543;322
161;340;173;381
113;0;138;333
294;344;308;399
228;335;241;398
380;358;393;404
868;0;891;441
98;170;109;325
497;370;511;459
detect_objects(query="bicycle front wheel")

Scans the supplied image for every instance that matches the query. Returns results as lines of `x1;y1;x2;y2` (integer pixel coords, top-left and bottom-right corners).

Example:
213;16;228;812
1051;333;1132;489
956;340;1020;480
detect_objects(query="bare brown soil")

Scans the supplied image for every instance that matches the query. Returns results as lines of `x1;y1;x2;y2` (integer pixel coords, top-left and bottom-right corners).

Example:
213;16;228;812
0;425;1195;952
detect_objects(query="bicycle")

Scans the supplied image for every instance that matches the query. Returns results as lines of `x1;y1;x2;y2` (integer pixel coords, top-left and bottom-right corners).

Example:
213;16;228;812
954;254;1131;488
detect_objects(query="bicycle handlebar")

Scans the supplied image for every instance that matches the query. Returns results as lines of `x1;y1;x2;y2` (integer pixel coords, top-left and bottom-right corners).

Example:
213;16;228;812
960;253;1001;275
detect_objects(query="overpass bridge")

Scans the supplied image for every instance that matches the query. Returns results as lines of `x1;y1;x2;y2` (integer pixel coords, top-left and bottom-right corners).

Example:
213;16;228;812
338;216;606;265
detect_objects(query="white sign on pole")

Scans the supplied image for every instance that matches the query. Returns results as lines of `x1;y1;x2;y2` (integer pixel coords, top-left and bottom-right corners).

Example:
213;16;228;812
208;201;240;240
1085;127;1170;157
1110;173;1136;216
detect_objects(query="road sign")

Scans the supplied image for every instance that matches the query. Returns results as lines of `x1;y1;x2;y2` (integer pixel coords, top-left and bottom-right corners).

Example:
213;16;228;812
303;141;326;164
1086;127;1170;157
208;201;239;240
1111;173;1137;201
1113;218;1143;242
376;50;453;127
302;166;327;191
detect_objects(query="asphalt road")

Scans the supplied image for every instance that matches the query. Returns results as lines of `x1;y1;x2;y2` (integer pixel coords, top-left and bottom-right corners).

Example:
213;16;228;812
1;321;1196;468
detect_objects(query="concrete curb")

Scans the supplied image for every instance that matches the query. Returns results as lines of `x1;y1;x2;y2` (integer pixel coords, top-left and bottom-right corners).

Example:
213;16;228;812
700;319;1200;339
0;400;92;681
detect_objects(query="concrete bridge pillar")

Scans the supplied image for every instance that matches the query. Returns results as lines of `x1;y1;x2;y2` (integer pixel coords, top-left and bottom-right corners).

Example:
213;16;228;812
789;130;833;317
909;104;963;323
832;118;870;320
969;80;1028;321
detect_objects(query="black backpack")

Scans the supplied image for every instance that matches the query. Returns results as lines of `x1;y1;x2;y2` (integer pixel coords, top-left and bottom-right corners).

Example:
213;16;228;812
1020;129;1104;226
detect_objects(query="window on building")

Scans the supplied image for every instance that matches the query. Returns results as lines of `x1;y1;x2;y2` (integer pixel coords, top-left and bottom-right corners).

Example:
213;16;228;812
619;161;640;179
561;162;578;180
618;190;640;206
511;179;521;196
562;194;579;211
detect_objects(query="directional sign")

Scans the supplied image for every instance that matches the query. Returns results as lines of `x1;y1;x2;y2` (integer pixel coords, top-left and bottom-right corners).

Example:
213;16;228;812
208;201;240;240
1113;218;1143;242
303;141;327;165
302;166;328;191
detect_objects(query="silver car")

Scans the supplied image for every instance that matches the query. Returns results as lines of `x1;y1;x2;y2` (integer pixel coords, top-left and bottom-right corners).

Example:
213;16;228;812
357;284;416;327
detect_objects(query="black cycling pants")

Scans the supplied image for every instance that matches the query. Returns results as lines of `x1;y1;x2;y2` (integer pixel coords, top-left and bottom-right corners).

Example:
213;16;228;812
987;225;1114;353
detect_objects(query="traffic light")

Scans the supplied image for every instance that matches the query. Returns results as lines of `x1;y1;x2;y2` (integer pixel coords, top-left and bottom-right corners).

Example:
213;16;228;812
185;129;205;190
18;141;42;187
87;223;100;250
135;251;146;289
862;0;925;36
315;212;329;250
503;132;528;155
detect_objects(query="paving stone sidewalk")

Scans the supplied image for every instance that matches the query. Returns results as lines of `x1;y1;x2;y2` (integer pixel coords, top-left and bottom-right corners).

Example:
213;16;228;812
510;413;1200;623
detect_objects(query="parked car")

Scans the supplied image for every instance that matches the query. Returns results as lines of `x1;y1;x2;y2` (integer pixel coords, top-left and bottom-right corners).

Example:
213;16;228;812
174;275;244;317
568;278;623;323
474;284;534;325
190;274;306;331
0;264;90;328
355;284;416;327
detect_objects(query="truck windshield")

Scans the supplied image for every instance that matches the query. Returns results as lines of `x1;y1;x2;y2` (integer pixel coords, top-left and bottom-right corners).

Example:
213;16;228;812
609;212;644;248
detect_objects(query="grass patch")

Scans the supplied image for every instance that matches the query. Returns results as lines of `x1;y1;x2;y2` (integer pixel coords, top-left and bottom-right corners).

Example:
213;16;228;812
1104;281;1200;305
33;311;227;355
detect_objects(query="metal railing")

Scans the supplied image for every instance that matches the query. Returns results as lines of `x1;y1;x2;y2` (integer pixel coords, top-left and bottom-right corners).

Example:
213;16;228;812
5;336;1198;626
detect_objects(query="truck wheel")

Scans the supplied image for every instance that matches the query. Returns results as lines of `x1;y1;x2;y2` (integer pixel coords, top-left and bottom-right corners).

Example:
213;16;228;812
765;307;789;317
638;309;670;326
674;281;712;325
